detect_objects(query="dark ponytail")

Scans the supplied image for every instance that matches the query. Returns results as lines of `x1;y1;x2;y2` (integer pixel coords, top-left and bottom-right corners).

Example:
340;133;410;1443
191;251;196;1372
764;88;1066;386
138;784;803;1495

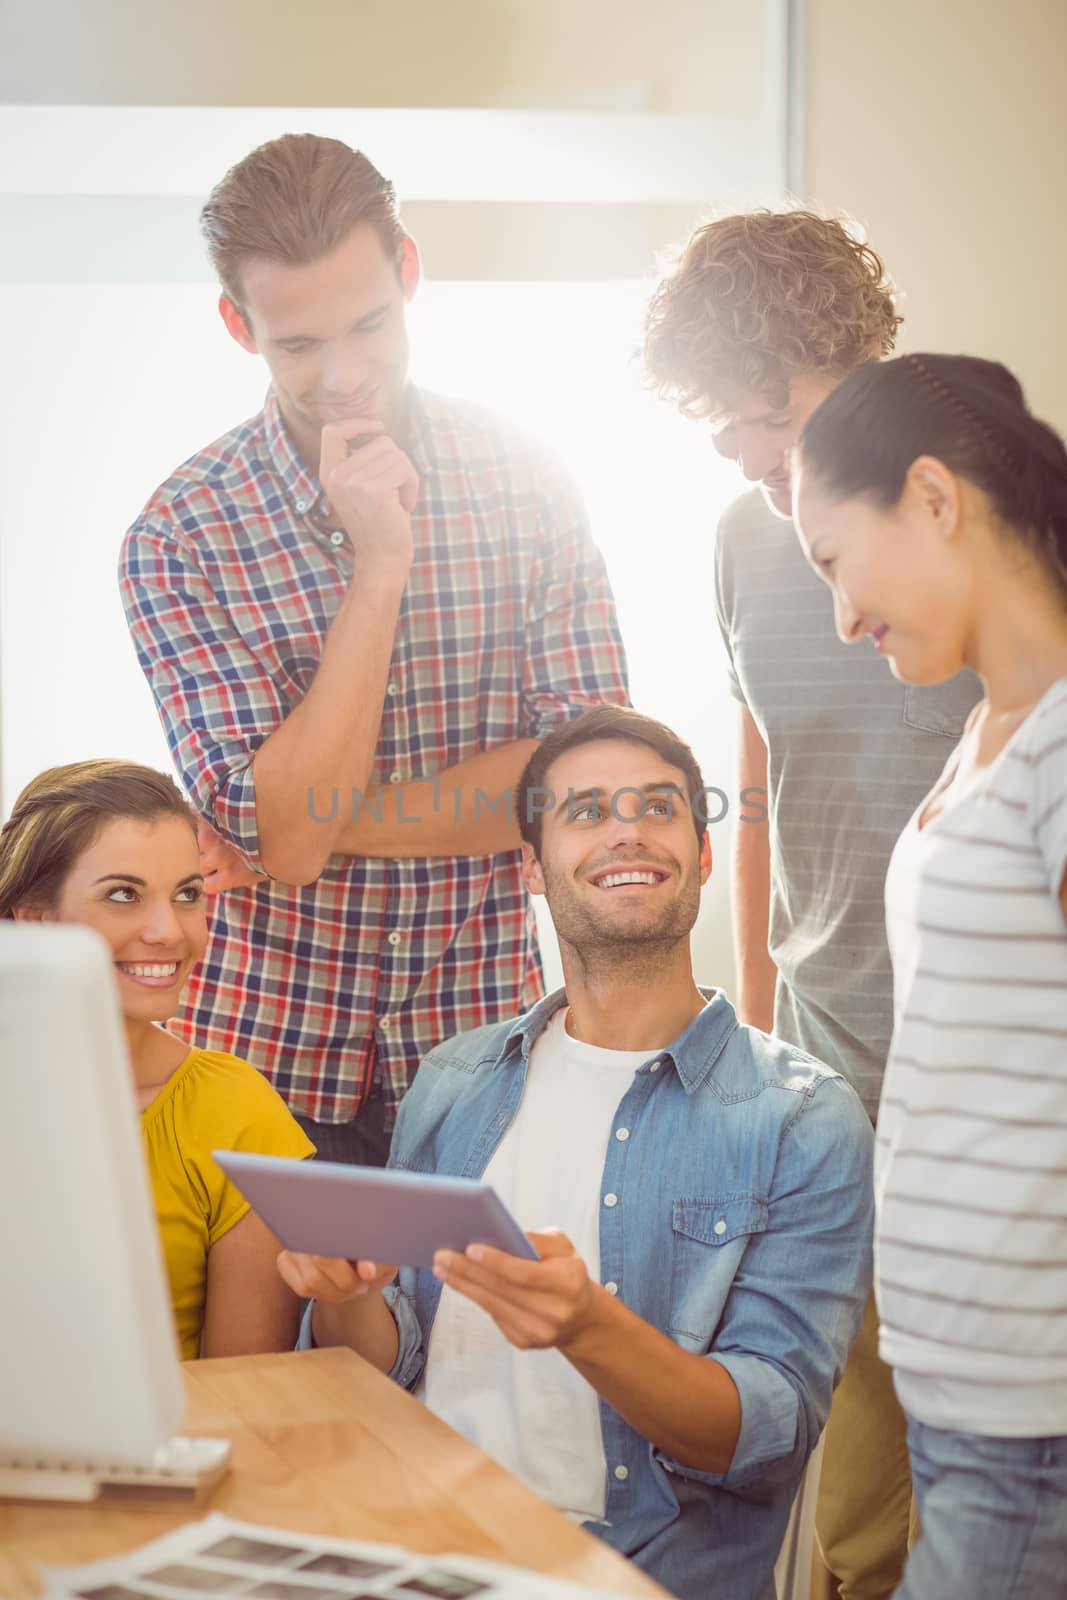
799;353;1067;595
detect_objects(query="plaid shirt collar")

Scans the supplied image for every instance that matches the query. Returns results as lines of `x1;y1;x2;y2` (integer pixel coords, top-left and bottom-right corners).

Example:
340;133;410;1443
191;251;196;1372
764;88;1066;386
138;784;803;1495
262;386;435;521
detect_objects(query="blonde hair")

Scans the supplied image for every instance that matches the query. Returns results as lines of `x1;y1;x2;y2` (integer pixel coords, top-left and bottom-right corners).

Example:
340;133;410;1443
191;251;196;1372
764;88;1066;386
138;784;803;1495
0;760;196;919
200;133;405;309
644;209;902;419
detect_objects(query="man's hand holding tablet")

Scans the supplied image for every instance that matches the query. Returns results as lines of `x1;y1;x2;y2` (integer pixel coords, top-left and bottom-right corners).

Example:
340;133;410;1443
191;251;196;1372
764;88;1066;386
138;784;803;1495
432;1228;606;1356
278;1228;612;1379
213;1153;610;1375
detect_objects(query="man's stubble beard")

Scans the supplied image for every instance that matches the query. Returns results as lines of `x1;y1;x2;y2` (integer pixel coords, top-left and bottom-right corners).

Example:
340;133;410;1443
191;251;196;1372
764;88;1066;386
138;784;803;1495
542;864;702;989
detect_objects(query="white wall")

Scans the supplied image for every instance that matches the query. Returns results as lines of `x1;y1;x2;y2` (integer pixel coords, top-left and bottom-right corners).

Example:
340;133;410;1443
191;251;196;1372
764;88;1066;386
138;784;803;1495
0;0;779;113
805;0;1067;430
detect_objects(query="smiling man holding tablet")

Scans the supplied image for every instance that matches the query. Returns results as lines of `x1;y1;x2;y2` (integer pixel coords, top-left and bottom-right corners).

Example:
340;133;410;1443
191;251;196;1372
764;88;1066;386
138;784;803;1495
276;706;874;1600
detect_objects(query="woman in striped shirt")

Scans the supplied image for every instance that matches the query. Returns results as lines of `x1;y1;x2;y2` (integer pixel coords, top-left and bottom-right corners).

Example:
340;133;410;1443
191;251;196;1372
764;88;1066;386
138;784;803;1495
791;353;1067;1599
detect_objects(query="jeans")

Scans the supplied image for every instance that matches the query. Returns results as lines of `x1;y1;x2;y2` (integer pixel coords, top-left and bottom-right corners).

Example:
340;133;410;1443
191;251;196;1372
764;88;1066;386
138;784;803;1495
896;1414;1067;1599
294;1081;391;1168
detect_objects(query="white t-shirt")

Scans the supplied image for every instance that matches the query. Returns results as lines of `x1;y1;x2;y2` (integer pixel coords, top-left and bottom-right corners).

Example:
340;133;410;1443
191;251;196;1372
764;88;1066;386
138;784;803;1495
418;1008;657;1520
880;677;1067;1435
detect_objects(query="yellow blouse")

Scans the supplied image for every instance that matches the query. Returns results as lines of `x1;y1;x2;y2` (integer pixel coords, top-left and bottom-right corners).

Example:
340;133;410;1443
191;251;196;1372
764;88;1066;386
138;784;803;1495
141;1046;314;1359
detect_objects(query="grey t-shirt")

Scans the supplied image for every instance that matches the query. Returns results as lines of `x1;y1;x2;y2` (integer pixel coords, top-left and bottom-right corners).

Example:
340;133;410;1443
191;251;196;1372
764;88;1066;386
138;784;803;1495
715;490;980;1120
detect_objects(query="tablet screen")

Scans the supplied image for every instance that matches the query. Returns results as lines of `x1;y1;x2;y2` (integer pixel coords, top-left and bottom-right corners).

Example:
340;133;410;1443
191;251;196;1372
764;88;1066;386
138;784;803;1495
213;1151;538;1268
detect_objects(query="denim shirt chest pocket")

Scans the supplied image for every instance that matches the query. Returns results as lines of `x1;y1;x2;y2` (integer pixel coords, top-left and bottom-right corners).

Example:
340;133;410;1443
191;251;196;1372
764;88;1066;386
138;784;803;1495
668;1196;769;1352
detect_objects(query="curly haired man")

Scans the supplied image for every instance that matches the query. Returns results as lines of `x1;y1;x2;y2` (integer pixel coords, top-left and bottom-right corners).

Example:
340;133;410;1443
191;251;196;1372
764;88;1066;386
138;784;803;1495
645;213;980;1598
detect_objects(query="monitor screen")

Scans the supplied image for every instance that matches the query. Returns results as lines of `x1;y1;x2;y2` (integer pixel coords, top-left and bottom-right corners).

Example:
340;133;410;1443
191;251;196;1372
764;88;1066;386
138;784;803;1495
0;922;183;1467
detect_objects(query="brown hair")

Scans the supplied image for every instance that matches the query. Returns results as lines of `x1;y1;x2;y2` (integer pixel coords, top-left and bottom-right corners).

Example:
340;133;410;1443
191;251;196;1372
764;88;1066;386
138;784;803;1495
516;706;707;856
799;353;1067;600
0;760;197;919
200;133;406;310
644;209;902;419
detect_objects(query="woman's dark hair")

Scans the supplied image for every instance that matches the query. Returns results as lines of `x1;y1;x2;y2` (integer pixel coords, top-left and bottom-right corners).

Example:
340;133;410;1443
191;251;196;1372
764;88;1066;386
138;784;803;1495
799;353;1067;594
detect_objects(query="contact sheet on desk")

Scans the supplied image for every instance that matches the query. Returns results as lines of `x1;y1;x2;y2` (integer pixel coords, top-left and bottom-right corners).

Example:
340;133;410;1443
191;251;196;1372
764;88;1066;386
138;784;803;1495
40;1513;630;1600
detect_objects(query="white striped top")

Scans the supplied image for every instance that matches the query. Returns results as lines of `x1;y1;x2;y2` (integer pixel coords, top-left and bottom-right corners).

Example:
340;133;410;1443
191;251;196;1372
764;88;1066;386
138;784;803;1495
880;676;1067;1435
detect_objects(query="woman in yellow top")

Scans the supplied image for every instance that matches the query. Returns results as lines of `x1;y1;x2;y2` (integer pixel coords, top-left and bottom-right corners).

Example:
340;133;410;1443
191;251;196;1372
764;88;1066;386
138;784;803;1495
0;759;315;1359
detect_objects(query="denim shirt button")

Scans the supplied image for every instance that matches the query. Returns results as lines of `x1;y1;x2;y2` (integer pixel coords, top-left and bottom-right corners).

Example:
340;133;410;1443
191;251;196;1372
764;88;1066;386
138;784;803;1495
714;1218;727;1235
615;1127;630;1141
604;1281;619;1295
603;1192;618;1208
614;1464;629;1481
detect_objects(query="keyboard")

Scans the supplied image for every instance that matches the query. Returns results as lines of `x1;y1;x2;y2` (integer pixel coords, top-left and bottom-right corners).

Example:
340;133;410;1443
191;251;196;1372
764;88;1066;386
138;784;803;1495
0;1435;232;1502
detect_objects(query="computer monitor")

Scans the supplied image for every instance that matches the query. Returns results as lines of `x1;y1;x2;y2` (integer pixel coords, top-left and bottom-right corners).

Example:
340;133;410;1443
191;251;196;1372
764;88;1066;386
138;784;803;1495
0;921;184;1474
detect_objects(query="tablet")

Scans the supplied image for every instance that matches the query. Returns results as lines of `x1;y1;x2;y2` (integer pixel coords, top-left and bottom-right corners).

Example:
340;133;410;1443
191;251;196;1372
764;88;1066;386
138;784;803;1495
212;1150;538;1268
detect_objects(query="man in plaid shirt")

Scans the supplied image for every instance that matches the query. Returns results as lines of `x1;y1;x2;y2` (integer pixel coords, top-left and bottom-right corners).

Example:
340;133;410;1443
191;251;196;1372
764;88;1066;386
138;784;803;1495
119;134;629;1165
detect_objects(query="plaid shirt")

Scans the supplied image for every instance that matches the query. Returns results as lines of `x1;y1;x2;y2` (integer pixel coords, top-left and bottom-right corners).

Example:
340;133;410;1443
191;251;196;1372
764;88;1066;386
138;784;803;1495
120;388;629;1123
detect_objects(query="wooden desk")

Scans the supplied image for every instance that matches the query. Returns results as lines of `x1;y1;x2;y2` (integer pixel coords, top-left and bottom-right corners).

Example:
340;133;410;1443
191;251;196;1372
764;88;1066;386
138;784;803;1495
0;1348;666;1599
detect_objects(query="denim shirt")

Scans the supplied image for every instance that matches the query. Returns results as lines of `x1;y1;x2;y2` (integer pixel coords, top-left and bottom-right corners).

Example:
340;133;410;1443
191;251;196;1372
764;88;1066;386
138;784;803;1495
299;989;872;1599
